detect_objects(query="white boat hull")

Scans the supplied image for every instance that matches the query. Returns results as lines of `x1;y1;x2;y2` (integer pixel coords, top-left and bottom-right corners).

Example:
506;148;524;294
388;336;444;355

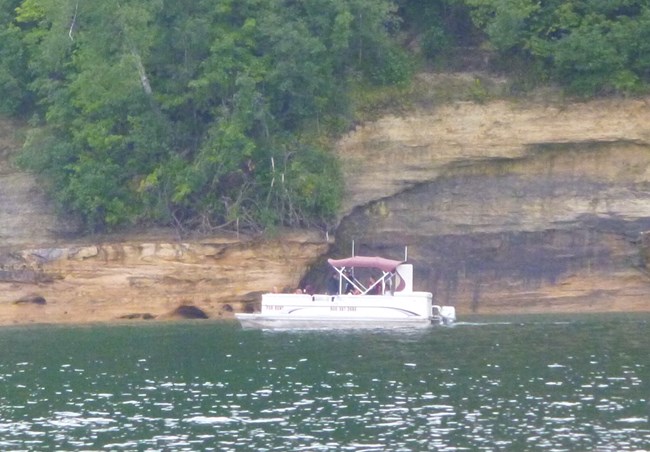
235;292;455;329
235;314;435;329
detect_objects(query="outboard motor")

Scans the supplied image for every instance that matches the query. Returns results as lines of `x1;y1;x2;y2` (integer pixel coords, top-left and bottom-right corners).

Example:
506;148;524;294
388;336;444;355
440;306;456;324
432;305;456;325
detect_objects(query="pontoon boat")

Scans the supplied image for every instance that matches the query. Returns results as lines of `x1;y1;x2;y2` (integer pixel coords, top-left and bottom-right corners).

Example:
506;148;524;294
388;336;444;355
235;255;456;329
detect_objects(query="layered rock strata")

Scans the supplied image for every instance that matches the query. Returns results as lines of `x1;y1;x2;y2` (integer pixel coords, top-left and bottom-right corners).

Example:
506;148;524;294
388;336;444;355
0;233;328;325
332;98;650;313
3;93;650;324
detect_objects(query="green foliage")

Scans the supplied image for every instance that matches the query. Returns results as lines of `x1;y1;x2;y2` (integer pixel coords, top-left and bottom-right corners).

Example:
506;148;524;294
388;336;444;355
0;0;31;114
421;24;451;60
7;0;650;236
462;0;650;96
469;77;490;103
279;144;342;225
552;22;624;95
0;26;27;114
399;0;481;62
365;44;415;86
7;0;401;233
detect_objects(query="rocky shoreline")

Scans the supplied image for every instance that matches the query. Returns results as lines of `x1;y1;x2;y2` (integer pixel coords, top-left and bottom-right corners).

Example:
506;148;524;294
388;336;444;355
0;232;330;326
1;232;649;328
3;83;650;325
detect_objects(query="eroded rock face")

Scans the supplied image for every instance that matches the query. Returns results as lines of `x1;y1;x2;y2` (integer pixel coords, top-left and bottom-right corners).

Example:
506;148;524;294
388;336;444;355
3;92;650;322
1;119;331;325
336;99;650;216
0;233;329;324
333;99;650;314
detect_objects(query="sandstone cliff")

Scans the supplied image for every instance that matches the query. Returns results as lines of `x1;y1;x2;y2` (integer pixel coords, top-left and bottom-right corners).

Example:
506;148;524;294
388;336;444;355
2;81;650;324
0;233;328;325
1;120;330;324
332;96;650;314
0;119;75;249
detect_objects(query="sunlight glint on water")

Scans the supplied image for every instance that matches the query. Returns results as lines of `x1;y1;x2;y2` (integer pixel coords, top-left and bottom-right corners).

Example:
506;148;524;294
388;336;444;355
0;314;648;450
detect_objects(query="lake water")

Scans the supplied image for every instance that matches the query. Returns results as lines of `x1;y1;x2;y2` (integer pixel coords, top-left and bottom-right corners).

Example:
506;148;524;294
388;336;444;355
0;314;648;451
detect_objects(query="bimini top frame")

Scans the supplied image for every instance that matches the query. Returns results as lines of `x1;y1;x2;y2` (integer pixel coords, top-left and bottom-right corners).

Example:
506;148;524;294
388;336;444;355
327;256;405;295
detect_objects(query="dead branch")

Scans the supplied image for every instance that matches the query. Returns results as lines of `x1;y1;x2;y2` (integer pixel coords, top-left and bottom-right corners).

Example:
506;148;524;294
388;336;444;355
69;1;79;42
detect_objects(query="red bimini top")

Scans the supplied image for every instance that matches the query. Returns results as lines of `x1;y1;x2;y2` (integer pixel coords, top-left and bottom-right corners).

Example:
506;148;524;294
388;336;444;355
327;256;404;273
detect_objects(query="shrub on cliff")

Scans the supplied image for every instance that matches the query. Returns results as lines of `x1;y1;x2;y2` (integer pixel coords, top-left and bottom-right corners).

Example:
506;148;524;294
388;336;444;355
5;0;650;236
462;0;650;96
9;0;402;233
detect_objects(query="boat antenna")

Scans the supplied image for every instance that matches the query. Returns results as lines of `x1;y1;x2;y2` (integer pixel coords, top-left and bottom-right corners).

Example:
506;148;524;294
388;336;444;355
404;246;408;261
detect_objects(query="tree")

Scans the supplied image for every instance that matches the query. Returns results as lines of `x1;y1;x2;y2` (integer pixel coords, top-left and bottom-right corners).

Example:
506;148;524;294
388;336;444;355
0;0;33;114
17;0;170;230
13;0;404;233
462;0;650;95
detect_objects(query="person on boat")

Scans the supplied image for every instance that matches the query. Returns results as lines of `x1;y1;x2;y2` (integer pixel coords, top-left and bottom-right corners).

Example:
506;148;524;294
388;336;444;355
343;269;355;294
327;273;339;295
368;276;382;295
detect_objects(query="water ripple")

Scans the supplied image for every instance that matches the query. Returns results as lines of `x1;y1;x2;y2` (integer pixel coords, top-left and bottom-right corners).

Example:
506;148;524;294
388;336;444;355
0;315;648;450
